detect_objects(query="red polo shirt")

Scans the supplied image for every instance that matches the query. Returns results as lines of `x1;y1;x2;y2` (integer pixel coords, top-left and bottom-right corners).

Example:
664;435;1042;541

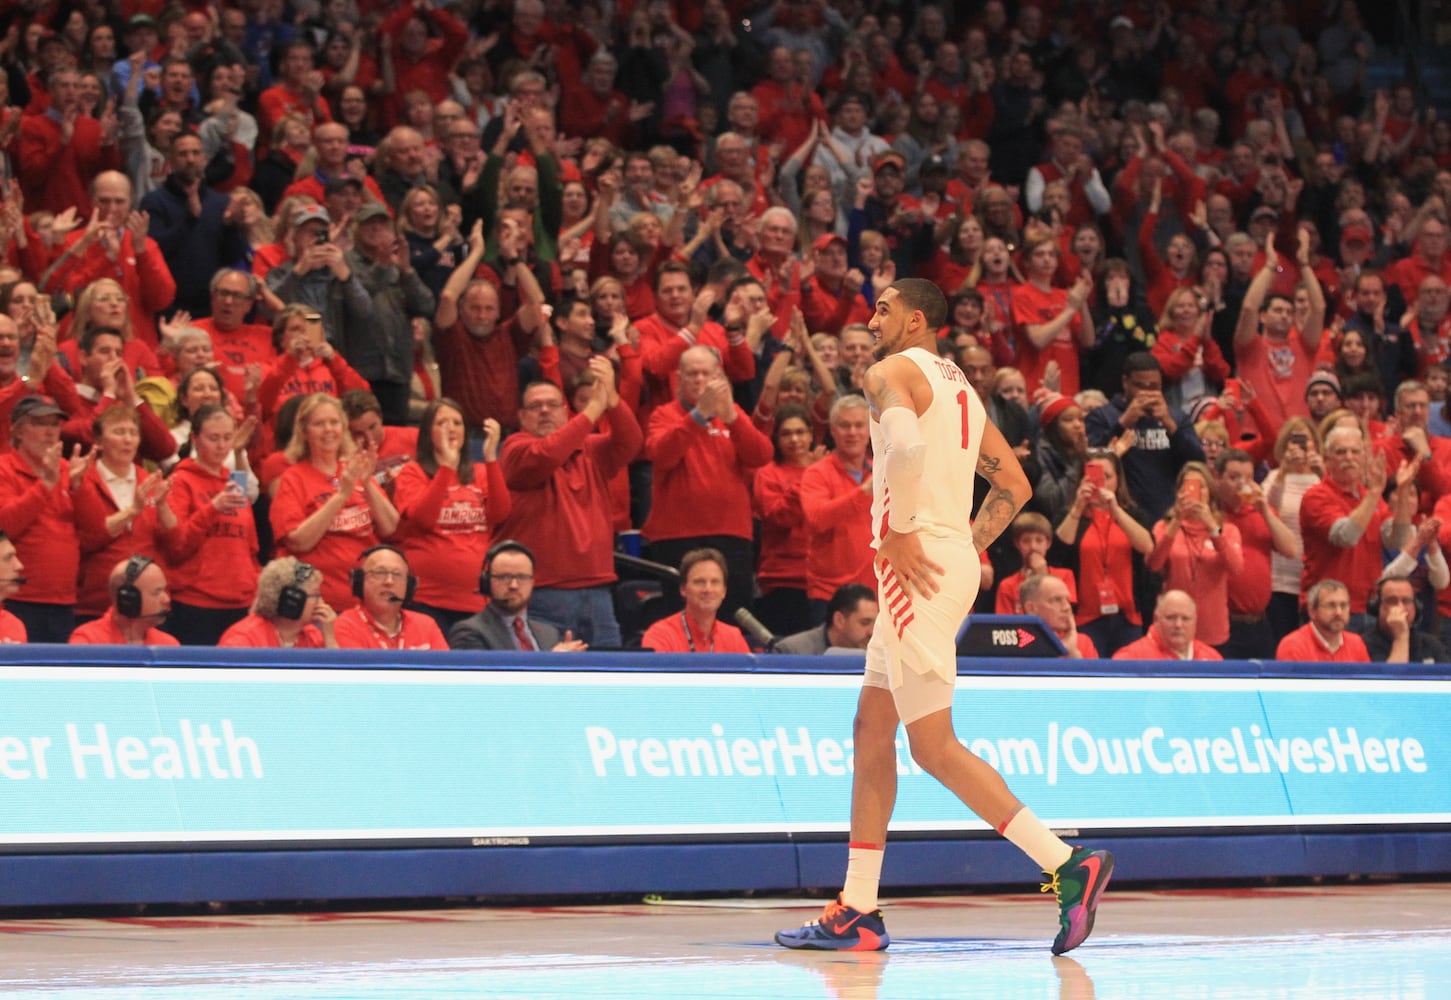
1112;627;1223;661
640;612;751;653
1275;623;1370;662
333;606;447;651
1298;477;1389;614
69;610;180;646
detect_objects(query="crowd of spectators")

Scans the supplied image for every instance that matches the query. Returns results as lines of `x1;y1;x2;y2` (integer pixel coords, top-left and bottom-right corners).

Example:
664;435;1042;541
0;0;1448;663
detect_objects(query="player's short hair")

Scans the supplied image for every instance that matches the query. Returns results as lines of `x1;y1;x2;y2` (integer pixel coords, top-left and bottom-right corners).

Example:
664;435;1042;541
889;278;948;329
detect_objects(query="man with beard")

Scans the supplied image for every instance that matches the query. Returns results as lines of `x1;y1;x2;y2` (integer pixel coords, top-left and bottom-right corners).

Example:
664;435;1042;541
141;134;250;317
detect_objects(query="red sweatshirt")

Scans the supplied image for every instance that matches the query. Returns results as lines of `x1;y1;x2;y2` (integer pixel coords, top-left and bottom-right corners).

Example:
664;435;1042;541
45;231;176;350
161;458;260;609
752;461;809;594
633;313;756;431
258;352;370;426
69;610;180;646
0;452;78;605
17;112;120;217
498;404;643;589
73;462;166;618
62;394;177;464
643;401;773;542
393;461;511;612
799;454;875;601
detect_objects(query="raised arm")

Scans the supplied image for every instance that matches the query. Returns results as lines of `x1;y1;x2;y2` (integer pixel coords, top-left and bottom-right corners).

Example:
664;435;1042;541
434;219;485;330
1233;236;1278;348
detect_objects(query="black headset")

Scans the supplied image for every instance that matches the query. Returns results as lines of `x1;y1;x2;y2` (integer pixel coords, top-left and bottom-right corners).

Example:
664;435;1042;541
115;555;154;619
1366;578;1423;620
349;545;418;602
275;561;317;621
479;539;534;594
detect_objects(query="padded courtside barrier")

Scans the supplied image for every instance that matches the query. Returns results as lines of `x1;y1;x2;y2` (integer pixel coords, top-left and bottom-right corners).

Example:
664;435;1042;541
0;646;1447;907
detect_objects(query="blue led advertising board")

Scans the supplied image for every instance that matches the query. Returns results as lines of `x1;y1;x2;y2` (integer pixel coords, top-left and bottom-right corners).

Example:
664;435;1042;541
0;667;1446;849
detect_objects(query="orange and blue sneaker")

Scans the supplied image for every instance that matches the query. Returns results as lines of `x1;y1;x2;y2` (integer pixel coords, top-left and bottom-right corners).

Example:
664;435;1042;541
775;895;890;951
1043;846;1114;955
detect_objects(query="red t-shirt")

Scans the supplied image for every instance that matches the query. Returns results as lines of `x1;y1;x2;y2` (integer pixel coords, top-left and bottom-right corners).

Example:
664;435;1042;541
195;320;278;403
1223;503;1275;615
332;606;447;650
1236;330;1318;431
218;613;328;648
996;566;1079;615
69;611;180;646
258;353;370;426
799;454;876;602
1011;281;1081;397
393;461;510;612
0;608;28;643
640;612;751;653
1275;624;1370;662
270;460;382;610
1074;511;1141;626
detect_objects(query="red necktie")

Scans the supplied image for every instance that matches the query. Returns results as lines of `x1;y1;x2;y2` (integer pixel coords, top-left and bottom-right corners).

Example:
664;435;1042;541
513;616;534;651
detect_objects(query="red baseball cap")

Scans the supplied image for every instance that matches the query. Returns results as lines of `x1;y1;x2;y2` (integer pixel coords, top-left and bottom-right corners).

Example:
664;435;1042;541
812;233;846;253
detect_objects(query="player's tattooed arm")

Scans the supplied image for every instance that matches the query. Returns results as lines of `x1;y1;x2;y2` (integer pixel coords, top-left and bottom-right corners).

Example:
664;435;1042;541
972;421;1031;552
863;365;906;419
973;484;1018;553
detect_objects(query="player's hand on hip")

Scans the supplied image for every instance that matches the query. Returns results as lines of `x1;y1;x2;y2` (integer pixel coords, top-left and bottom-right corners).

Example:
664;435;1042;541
876;530;943;598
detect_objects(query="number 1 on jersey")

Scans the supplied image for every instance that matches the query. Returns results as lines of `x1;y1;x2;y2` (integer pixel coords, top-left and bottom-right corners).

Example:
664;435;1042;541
956;390;971;450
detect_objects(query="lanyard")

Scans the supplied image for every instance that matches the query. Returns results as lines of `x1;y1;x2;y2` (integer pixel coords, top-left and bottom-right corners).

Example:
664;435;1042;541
681;613;714;653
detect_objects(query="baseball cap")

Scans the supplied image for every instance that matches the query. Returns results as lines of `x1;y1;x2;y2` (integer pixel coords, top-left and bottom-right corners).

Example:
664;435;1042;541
354;203;392;225
921;154;950;175
323;176;364;197
126;14;159;31
811;233;846;253
292;204;332;229
1305;370;1342;399
12;395;66;423
872;150;906;174
1109;15;1134;31
1250;205;1279;223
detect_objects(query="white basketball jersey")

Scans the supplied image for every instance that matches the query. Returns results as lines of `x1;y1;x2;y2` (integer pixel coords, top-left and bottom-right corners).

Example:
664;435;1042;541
870;347;986;547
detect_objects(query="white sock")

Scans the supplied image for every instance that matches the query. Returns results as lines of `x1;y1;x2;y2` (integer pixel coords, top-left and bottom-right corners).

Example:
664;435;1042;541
841;842;884;912
1000;808;1072;872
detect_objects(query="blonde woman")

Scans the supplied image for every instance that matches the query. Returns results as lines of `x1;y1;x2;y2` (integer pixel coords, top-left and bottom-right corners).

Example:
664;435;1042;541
1262;418;1324;641
63;278;162;376
269;393;400;609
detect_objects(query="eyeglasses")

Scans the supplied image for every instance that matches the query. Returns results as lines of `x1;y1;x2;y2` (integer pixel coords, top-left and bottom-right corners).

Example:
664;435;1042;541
522;400;564;413
364;568;409;581
492;573;533;585
214;288;251;301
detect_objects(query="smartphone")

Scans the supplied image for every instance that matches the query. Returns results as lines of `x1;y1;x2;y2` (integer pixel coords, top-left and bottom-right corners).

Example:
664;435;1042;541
229;470;248;493
1180;479;1204;504
1289;432;1310;449
1224;378;1241;397
1085;463;1106;489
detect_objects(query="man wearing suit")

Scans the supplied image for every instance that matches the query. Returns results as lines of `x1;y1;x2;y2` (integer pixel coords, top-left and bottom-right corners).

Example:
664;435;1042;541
447;540;588;651
773;584;877;655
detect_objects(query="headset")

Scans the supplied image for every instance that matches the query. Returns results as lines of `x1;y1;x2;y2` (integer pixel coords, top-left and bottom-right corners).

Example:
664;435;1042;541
275;561;317;621
349;545;418;602
115;555;154;619
1366;577;1423;620
479;539;534;595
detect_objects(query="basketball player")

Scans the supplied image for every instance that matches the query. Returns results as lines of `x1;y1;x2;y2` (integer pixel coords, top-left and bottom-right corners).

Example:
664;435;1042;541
775;279;1114;953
